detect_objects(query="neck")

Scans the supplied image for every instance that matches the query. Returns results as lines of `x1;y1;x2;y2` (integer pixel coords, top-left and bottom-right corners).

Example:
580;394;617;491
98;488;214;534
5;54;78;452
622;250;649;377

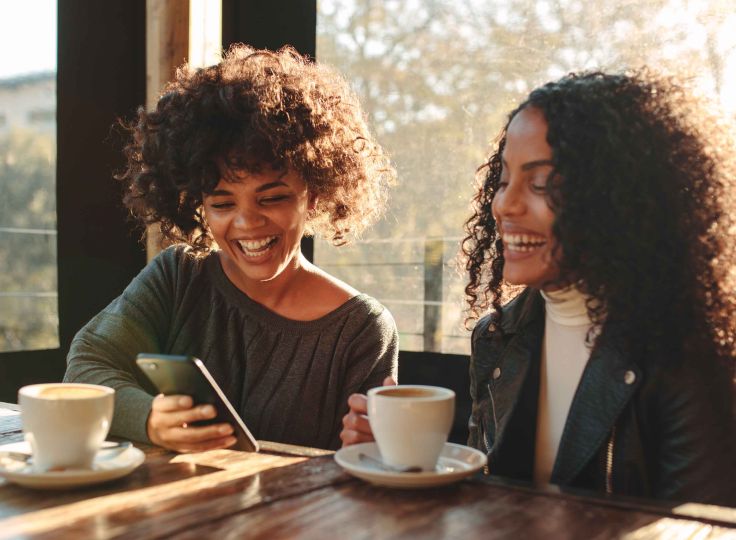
224;250;311;311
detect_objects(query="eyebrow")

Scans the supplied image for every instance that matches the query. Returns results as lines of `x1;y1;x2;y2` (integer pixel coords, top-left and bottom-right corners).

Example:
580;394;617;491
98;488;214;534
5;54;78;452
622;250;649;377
255;180;288;193
208;180;288;197
521;159;555;171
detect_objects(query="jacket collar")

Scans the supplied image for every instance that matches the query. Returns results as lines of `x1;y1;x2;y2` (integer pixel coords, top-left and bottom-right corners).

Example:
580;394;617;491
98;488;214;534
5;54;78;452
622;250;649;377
550;330;641;484
499;288;545;335
486;289;544;471
490;288;641;485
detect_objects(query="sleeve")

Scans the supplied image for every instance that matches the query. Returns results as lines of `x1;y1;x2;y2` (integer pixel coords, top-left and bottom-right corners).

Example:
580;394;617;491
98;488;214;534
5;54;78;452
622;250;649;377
352;307;399;393
467;322;482;449
652;358;736;506
328;304;399;448
63;248;178;443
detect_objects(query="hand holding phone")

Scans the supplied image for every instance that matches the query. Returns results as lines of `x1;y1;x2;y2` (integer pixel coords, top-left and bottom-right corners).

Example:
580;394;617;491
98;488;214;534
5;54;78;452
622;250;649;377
146;394;237;453
136;354;259;453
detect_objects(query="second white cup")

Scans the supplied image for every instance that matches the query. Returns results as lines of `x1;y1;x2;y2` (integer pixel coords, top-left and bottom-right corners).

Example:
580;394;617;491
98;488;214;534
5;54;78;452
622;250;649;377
367;385;455;472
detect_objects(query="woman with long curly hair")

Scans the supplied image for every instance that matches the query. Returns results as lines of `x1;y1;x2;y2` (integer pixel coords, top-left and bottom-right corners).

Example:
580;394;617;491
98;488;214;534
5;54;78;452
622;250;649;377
340;70;735;504
461;70;735;504
64;45;398;452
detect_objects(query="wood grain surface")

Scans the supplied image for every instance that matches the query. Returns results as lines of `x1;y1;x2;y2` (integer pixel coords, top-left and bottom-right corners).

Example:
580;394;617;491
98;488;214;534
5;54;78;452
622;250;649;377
0;406;734;540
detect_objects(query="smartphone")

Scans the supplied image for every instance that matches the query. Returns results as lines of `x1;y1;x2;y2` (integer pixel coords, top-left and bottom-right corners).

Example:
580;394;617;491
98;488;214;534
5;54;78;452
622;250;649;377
135;353;259;452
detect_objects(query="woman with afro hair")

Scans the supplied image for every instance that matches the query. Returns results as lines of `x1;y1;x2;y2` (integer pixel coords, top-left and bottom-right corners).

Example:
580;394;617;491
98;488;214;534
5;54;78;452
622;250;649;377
341;70;735;505
462;70;736;504
64;45;398;452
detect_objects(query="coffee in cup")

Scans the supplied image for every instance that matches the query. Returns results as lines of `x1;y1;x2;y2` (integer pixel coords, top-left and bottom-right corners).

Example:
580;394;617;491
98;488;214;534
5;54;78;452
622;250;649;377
367;385;455;472
18;383;114;471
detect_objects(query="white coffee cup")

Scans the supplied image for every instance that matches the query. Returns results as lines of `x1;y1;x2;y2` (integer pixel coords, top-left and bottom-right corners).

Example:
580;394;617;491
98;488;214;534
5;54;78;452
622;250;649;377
18;383;114;471
367;385;455;472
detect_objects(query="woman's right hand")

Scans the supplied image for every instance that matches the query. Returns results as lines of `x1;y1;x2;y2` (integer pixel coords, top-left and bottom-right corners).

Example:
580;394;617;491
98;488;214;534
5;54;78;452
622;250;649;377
146;394;237;453
340;376;396;447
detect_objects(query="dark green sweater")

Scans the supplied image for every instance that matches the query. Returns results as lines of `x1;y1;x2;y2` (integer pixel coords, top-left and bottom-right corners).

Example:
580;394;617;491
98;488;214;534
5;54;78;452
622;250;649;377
64;246;398;450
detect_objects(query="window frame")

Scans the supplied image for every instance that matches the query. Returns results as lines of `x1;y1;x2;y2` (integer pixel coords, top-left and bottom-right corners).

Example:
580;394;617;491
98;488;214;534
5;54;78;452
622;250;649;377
0;0;147;401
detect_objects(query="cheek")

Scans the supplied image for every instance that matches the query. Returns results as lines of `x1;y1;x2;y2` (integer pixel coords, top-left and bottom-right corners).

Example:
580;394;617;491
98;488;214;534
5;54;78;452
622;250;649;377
534;202;555;237
491;198;500;220
271;207;308;237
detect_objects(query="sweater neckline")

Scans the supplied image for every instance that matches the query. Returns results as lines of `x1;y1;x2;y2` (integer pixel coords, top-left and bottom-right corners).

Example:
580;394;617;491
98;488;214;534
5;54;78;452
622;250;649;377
540;285;592;327
207;252;369;330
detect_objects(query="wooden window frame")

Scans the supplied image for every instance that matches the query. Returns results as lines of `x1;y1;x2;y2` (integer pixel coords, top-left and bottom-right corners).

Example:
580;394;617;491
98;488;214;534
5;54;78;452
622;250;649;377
0;0;147;400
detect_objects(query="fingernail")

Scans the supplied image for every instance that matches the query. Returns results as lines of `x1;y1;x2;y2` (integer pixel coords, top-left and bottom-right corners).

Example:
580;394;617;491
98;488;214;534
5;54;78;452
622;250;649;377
225;437;237;446
179;397;189;407
202;405;215;416
219;425;233;435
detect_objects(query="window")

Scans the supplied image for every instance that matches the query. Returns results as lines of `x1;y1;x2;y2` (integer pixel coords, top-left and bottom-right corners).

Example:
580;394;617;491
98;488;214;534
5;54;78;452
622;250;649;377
0;1;58;352
27;108;56;125
316;0;736;355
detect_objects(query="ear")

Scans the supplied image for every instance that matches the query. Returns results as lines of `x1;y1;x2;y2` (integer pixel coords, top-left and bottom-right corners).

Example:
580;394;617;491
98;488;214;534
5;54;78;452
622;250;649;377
308;192;318;212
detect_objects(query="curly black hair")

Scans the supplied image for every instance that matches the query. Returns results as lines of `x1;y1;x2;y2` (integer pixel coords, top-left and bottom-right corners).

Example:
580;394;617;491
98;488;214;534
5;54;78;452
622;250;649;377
462;70;736;370
117;44;396;251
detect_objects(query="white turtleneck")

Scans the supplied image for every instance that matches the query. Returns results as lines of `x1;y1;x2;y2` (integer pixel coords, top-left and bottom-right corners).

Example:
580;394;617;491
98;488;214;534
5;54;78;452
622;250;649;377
533;286;594;485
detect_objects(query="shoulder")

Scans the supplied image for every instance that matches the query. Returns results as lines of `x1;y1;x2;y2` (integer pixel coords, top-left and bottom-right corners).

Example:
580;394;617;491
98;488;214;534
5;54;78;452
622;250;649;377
298;261;360;314
320;293;399;359
145;245;218;284
122;246;222;310
298;262;394;330
352;294;397;330
471;287;539;344
338;294;398;366
333;293;397;334
149;244;205;272
471;313;496;344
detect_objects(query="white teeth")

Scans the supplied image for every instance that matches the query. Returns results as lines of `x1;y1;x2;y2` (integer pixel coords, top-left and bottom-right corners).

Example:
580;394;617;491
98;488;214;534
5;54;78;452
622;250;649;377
237;236;277;256
501;233;546;251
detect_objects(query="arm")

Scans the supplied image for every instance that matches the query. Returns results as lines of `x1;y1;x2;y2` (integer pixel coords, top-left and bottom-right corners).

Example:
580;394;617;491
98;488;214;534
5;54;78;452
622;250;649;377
356;312;398;393
652;359;735;506
64;252;173;442
335;305;399;448
65;248;238;452
467;323;482;450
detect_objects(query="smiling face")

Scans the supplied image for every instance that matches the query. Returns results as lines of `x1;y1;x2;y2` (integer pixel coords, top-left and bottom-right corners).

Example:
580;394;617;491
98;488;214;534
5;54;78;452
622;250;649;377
492;106;561;290
202;165;313;294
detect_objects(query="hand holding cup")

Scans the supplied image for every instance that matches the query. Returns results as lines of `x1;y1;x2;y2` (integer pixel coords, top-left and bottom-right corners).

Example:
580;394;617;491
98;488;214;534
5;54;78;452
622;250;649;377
340;376;396;447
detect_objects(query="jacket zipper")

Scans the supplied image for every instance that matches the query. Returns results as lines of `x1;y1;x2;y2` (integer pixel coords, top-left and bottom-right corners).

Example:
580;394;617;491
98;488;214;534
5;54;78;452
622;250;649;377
605;425;616;494
481;421;490;475
481;382;497;475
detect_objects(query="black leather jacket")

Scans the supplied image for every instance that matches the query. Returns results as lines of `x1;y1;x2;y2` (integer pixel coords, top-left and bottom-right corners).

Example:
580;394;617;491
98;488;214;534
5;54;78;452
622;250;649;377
468;288;735;506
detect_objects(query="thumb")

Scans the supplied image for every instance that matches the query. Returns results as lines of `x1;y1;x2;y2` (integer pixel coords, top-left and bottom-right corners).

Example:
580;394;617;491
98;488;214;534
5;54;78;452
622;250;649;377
382;376;397;386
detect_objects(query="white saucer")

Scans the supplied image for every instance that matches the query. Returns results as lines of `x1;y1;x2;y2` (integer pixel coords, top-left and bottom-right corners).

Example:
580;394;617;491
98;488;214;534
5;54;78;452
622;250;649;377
334;442;487;489
0;441;145;489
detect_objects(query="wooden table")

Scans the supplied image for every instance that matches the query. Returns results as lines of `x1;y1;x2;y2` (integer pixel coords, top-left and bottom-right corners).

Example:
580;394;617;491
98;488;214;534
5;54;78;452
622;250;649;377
0;402;734;539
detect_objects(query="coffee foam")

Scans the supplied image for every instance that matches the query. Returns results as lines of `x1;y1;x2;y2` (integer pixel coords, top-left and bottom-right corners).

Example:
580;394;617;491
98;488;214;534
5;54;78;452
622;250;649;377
37;387;107;399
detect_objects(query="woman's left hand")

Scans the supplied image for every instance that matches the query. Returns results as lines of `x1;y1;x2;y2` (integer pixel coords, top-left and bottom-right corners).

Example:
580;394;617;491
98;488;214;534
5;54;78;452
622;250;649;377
340;376;396;447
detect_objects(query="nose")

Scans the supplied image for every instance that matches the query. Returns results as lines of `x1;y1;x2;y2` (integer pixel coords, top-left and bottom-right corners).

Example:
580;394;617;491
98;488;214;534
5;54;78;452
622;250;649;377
493;179;526;218
234;205;267;229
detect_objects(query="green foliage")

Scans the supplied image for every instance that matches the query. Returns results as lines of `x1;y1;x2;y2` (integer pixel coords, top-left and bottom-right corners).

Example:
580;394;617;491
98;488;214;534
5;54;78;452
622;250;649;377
0;129;58;351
